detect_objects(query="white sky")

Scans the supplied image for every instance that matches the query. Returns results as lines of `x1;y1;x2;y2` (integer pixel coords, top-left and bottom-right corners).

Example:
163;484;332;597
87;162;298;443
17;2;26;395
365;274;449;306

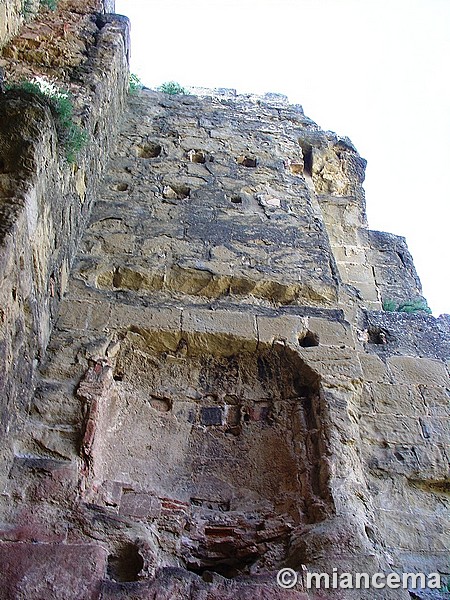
116;0;450;316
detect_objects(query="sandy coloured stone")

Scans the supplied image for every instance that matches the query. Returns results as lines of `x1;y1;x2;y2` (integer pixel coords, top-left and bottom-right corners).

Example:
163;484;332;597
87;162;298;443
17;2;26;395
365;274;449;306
387;355;449;386
358;353;389;383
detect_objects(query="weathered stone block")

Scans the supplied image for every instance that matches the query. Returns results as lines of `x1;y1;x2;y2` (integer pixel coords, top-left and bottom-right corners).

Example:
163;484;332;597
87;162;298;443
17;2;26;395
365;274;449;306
353;281;380;303
256;314;307;345
109;304;182;332
119;491;161;519
0;542;107;599
343;263;376;285
387;356;449;386
358;354;389;383
299;346;363;382
359;414;424;445
182;308;258;355
419;385;450;416
366;382;426;415
57;300;90;330
307;316;354;347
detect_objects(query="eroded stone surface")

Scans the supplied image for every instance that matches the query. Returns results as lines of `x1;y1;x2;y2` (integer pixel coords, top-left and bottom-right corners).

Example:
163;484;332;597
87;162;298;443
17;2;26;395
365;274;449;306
0;0;128;491
0;8;448;599
0;542;107;599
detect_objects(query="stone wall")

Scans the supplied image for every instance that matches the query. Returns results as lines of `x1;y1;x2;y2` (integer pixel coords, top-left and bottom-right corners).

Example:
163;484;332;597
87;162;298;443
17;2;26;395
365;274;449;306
0;0;129;485
0;7;448;600
360;311;450;588
0;0;23;49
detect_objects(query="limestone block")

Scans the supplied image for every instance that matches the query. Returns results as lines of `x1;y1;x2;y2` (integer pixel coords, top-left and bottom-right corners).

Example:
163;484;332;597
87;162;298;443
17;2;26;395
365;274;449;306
366;382;426;415
57;298;112;332
26;424;79;460
333;245;367;264
298;346;363;383
307;316;355;347
419;385;450;416
182;308;258;355
101;233;136;254
343;263;375;285
327;226;359;245
362;300;383;311
109;303;182;332
31;381;82;426
387;356;449;386
365;439;449;479
372;509;450;552
358;354;389;383
87;299;112;331
256;314;308;345
352;281;380;302
374;265;417;288
359;414;424;445
424;416;450;442
410;443;450;476
57;300;90;330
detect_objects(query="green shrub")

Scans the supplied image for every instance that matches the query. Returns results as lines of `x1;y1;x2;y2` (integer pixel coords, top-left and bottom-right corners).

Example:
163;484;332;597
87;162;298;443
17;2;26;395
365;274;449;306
40;0;58;10
21;0;57;17
382;298;432;314
382;299;397;312
397;299;432;314
128;73;143;94
157;81;188;95
6;77;87;163
21;0;33;16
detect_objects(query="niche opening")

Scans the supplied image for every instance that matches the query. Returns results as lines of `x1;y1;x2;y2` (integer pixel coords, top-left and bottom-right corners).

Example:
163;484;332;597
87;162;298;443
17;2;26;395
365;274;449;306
237;155;257;168
107;543;144;582
299;331;319;347
162;184;191;200
367;327;388;345
298;141;313;176
136;143;162;159
188;150;207;164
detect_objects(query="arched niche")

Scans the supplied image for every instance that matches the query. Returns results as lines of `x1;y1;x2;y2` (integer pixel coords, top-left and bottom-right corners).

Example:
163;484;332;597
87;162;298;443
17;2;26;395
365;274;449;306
87;331;334;577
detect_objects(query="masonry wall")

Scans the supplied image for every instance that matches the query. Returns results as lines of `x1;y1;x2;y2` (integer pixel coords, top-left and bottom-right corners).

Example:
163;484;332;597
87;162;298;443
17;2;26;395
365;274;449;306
0;0;23;48
0;6;448;600
0;0;128;486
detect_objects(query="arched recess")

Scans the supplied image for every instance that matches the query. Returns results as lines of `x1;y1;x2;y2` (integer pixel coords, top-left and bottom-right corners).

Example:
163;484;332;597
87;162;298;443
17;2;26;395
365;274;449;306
82;331;334;578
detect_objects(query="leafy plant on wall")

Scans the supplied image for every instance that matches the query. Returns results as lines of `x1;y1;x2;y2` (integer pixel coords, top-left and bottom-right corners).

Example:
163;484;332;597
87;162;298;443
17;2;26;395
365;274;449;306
6;77;88;163
382;298;432;314
157;81;188;95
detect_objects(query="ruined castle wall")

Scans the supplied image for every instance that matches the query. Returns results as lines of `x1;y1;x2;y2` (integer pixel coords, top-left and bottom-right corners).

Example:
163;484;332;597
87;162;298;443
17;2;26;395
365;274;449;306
367;230;425;306
0;10;448;597
0;0;116;50
359;311;450;580
1;86;446;599
0;0;128;483
0;0;23;49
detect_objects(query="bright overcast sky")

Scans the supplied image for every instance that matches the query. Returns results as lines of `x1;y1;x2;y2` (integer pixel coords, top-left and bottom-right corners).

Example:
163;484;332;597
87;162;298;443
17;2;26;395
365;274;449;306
116;0;450;316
